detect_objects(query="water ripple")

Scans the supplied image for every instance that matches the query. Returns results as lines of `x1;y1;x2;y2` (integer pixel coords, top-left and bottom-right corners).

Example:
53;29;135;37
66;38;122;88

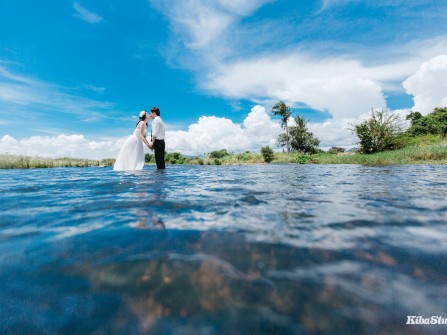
0;164;446;334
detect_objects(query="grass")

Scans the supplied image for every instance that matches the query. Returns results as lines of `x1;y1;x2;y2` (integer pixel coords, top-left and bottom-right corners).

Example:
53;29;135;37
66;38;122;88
2;135;446;169
0;154;114;169
311;135;447;165
309;145;447;165
185;135;447;166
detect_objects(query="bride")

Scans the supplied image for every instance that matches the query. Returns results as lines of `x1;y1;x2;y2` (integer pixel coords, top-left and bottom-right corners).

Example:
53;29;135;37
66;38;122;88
113;110;152;171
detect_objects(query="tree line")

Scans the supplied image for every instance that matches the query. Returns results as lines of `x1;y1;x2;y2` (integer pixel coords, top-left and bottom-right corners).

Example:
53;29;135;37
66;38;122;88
145;103;446;165
352;107;447;154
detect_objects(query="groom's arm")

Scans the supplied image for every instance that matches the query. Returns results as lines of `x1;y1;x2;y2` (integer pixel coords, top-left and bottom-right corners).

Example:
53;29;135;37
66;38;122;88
151;119;158;146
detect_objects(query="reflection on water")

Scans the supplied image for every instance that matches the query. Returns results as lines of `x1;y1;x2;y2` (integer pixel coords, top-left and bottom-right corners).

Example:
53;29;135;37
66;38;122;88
0;165;446;334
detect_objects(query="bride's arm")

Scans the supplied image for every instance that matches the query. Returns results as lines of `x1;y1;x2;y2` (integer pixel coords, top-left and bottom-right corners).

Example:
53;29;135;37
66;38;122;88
139;122;151;148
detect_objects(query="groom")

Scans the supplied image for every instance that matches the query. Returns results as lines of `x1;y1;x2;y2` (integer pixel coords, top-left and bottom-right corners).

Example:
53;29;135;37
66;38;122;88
149;106;166;169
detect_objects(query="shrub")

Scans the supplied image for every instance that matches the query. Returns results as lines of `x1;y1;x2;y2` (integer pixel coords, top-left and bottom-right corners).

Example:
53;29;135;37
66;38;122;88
260;146;274;163
208;149;230;159
101;159;115;166
280;115;320;154
327;147;345;154
352;109;403;154
406;107;447;136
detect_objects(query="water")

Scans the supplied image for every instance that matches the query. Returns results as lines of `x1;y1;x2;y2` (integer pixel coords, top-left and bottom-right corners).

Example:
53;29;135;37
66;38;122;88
1;164;446;335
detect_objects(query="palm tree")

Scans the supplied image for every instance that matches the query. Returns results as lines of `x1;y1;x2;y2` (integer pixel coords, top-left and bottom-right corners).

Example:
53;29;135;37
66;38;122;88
272;101;292;153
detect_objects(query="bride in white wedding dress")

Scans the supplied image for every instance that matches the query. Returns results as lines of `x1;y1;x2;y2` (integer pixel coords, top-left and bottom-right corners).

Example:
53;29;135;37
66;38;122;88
113;110;152;171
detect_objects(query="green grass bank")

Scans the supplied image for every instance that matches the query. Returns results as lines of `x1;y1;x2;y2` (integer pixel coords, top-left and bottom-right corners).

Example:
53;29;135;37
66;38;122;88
1;135;446;169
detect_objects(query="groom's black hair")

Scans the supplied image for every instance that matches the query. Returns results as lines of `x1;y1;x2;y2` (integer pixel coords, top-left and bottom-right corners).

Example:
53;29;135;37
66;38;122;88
151;106;160;116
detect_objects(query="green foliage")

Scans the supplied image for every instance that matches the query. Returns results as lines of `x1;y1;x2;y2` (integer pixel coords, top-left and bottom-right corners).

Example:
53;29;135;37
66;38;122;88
406;111;422;123
284;115;320;154
272;101;292;153
145;153;153;162
260;146;274;163
164;152;187;164
406;107;447;136
101;159;115;167
197;158;204;165
295;155;311;164
327;147;345;154
311;141;447;165
236;151;253;161
400;134;445;147
352;109;403;154
0;154;100;169
213;158;222;165
208;149;230;159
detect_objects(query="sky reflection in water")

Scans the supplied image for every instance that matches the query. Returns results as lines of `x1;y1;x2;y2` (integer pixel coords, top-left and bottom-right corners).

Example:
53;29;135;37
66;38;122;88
0;164;446;334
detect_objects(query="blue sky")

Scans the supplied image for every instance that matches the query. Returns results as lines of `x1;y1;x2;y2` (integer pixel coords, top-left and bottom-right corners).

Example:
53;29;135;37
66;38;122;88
1;0;447;158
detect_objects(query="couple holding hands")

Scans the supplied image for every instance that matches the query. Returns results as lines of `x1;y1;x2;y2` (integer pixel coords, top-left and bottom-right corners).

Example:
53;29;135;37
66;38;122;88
113;106;166;171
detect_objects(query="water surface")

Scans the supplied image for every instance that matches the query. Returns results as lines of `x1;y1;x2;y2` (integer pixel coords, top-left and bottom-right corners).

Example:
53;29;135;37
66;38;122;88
1;164;446;334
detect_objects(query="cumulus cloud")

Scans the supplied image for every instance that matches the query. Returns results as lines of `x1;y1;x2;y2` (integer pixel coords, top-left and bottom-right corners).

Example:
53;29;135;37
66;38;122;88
150;0;447;149
166;105;281;155
0;106;282;158
206;55;388;119
73;2;103;24
403;54;447;114
4;104;406;158
0;134;121;160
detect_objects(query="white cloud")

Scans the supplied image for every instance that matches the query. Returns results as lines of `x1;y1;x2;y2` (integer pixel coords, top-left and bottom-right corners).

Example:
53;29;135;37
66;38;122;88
0;64;115;124
217;0;273;16
73;2;103;24
84;84;106;93
150;0;271;62
320;0;360;11
0;134;121;160
206;55;387;119
166;105;281;155
0;106;282;158
6;104;407;158
402;54;447;114
151;0;447;149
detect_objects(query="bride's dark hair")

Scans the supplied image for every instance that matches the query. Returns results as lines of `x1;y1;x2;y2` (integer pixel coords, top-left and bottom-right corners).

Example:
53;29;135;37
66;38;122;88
136;111;148;127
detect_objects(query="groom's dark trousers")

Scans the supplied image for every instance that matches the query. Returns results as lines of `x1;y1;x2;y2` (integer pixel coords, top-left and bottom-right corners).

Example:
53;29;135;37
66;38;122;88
154;139;165;169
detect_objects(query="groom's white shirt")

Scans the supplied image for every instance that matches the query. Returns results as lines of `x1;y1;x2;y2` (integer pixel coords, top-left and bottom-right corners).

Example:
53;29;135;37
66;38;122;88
152;117;165;140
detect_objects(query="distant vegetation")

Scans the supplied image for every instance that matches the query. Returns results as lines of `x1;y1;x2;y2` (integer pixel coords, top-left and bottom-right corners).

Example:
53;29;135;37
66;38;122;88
273;102;320;154
351;107;447;154
0;154;112;169
351;109;402;154
2;107;445;169
406;108;447;137
261;146;274;163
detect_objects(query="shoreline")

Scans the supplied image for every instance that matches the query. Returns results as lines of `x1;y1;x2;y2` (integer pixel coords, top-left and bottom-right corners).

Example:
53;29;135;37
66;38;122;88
1;140;446;169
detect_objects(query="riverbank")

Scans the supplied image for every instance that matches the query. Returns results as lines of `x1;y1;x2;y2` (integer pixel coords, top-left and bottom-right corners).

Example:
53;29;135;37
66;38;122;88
184;137;447;166
1;137;445;169
0;154;112;169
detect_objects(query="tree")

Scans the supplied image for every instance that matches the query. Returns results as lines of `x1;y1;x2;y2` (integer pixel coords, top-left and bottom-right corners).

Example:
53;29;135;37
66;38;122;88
352;109;402;154
328;147;345;154
286;115;320;154
261;146;274;163
406;111;422;124
208;149;230;159
406;107;447;136
272;101;292;153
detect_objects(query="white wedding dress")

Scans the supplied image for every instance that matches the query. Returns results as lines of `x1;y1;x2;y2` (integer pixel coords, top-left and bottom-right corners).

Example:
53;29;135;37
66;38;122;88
113;126;146;171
